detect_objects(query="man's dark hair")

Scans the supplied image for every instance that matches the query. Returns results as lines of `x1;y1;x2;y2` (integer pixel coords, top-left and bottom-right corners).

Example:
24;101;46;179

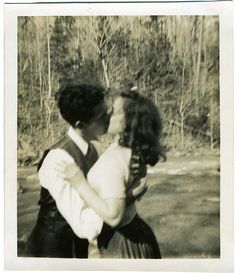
55;83;106;127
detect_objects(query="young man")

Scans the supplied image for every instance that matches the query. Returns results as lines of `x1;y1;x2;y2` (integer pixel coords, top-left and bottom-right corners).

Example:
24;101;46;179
26;83;146;258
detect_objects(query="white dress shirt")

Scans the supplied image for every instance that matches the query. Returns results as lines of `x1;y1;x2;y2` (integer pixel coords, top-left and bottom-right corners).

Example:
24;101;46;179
38;127;103;242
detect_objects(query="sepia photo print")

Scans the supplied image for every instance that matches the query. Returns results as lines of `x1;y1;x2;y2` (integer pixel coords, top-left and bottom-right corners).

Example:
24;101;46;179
4;2;234;272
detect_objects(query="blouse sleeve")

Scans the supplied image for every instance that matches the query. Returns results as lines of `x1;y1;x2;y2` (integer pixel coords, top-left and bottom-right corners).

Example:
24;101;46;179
87;145;131;199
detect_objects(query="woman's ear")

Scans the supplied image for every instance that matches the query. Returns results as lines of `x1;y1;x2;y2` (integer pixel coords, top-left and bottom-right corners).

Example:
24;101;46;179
75;120;86;129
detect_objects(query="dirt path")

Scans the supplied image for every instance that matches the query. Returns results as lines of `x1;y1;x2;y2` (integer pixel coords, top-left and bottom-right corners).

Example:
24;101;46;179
17;155;220;258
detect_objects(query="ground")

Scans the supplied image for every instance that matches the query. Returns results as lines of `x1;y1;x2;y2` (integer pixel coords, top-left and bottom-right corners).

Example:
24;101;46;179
17;155;220;258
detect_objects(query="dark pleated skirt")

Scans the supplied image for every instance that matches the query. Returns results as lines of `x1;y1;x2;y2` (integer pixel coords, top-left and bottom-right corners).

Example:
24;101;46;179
97;214;161;259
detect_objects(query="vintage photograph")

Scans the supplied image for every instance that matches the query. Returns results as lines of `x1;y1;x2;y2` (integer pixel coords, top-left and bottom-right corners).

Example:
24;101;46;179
17;15;220;259
4;1;234;272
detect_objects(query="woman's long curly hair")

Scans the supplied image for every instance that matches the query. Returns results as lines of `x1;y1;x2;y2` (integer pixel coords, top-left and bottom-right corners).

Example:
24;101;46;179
118;91;165;166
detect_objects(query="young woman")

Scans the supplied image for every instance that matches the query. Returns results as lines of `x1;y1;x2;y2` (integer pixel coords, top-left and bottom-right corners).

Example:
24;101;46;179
59;90;164;258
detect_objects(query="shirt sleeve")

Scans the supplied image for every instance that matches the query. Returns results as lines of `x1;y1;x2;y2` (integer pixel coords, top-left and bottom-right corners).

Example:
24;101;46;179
38;148;103;241
88;146;131;199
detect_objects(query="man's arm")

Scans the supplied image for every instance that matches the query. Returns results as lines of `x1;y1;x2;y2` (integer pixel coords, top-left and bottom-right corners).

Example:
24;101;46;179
126;178;148;206
38;148;103;241
126;155;148;205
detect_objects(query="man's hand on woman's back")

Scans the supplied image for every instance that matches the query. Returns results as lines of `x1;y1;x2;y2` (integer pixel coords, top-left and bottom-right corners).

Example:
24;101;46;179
126;154;148;206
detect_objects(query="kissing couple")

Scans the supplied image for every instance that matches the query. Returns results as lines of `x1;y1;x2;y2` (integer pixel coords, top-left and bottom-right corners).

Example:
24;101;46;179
26;83;164;259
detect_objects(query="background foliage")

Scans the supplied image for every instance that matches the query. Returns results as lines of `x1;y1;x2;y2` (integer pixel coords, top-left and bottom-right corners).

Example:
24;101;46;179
17;16;220;165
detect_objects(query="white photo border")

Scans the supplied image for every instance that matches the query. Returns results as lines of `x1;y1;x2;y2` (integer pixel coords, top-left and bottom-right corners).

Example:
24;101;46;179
4;2;234;272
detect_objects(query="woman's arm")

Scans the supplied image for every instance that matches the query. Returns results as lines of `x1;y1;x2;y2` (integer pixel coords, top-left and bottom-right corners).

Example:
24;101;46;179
57;146;130;228
75;179;125;227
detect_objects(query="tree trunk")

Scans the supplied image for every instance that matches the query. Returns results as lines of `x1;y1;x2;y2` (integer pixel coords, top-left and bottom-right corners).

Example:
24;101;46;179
101;58;110;88
180;58;186;150
180;112;184;150
210;88;214;150
195;16;204;103
46;17;51;98
36;18;43;109
45;100;55;143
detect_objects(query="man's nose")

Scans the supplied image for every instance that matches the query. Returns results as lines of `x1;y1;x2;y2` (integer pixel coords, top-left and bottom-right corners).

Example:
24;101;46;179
104;112;111;131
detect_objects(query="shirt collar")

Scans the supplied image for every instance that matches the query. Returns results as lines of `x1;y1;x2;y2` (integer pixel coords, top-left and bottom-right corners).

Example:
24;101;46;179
67;127;89;156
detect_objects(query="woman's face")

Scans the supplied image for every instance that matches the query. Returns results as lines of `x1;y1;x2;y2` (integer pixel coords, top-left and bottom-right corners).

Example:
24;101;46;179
108;97;126;135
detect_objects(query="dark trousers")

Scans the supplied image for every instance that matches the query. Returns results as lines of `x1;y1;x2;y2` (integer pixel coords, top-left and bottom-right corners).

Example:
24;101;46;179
25;221;88;258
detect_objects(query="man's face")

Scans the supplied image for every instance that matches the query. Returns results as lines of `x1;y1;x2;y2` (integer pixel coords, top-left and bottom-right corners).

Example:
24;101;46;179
85;101;110;140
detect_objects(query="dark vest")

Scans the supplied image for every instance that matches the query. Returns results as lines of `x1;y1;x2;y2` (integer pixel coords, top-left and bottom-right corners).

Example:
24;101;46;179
27;135;98;258
37;135;98;222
